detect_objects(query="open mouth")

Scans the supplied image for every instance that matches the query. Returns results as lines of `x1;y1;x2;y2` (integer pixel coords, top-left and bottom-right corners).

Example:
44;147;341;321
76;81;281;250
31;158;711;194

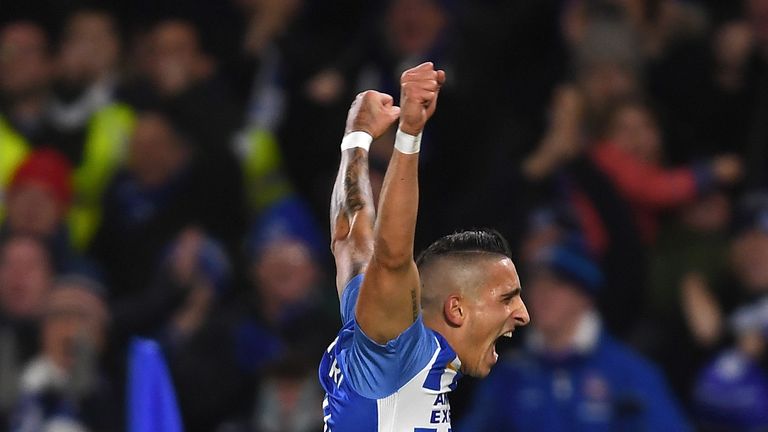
490;330;515;364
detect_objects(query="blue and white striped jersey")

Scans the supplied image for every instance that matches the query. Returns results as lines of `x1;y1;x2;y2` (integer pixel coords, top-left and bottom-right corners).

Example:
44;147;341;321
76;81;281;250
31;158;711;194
319;275;462;432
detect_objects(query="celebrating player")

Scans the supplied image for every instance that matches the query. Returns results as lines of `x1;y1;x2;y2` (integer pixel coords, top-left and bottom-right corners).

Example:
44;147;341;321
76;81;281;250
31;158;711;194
319;62;530;431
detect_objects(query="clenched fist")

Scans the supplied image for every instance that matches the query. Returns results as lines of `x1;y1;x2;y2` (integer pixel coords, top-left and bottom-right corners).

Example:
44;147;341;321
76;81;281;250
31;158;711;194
399;62;446;135
345;90;401;139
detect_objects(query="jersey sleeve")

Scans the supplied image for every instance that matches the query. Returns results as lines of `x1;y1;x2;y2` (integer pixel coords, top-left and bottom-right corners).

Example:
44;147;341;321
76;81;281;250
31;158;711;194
339;274;439;398
346;315;438;399
339;274;365;325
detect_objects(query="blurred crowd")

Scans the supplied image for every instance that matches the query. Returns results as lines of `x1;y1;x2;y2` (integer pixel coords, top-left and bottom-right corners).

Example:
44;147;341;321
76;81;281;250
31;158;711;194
1;0;768;431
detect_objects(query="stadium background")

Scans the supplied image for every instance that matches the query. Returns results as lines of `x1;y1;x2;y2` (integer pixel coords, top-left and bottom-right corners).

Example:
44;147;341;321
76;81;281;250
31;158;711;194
1;0;768;430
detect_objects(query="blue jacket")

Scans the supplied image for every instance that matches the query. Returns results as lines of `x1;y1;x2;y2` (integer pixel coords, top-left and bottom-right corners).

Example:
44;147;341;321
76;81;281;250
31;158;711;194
459;327;691;432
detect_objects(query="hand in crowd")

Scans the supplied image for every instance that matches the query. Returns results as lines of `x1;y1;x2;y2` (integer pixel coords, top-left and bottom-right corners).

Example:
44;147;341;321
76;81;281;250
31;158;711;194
712;154;744;185
242;0;302;55
171;283;213;338
714;21;754;69
680;271;723;347
306;69;345;105
522;84;585;180
170;227;206;286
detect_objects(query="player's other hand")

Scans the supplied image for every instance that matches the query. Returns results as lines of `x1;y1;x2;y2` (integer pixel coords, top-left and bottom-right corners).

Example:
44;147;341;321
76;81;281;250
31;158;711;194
345;90;401;139
399;62;446;135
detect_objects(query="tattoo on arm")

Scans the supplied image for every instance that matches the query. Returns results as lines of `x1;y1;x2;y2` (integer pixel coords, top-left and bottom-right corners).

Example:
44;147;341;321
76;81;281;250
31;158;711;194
331;149;372;228
343;150;368;213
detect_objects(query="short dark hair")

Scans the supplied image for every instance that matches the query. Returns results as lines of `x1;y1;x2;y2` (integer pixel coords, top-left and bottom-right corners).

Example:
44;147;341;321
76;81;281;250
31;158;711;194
416;228;512;268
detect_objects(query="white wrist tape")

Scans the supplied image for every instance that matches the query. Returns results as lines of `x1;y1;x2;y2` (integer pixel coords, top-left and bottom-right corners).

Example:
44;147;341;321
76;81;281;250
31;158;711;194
394;128;422;154
340;131;373;152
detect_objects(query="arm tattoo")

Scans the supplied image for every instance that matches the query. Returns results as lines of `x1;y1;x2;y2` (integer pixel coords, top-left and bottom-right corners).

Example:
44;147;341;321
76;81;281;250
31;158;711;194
331;149;373;227
411;287;418;321
343;150;368;213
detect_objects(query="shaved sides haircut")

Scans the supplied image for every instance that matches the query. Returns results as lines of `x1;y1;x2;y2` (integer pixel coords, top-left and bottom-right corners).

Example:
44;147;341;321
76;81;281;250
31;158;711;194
417;229;514;311
416;229;513;268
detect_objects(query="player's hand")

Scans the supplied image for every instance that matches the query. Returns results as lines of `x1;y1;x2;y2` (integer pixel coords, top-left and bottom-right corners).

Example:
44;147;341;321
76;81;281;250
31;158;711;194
345;90;400;139
399;62;446;135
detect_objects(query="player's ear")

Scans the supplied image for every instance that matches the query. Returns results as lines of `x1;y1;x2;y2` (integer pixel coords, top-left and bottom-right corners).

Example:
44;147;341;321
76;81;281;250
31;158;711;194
443;294;465;327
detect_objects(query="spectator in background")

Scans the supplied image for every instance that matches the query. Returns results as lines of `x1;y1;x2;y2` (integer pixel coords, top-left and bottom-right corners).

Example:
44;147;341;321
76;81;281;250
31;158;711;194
726;192;768;308
571;18;643;133
657;190;768;428
48;8;136;250
222;197;335;430
251;358;324;432
1;149;82;272
227;0;300;216
3;149;71;239
283;0;475;235
145;20;213;98
720;0;768;188
587;99;742;246
693;297;768;431
562;0;708;62
0;21;53;142
306;0;451;104
0;236;54;429
650;0;768;178
521;95;741;336
0;22;54;220
10;275;118;432
142;19;241;155
459;242;691;431
91;107;245;306
642;191;733;400
235;196;334;370
583;99;741;336
148;227;245;432
139;19;248;229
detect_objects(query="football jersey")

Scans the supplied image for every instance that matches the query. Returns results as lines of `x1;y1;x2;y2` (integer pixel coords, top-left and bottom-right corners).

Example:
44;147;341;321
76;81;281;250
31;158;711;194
318;275;462;432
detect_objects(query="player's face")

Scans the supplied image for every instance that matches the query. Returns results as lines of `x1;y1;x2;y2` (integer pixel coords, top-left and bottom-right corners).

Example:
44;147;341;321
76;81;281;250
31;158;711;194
461;258;529;377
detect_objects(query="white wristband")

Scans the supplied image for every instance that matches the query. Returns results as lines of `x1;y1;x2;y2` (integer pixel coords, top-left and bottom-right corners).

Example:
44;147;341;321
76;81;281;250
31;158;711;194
394;128;422;154
340;131;373;152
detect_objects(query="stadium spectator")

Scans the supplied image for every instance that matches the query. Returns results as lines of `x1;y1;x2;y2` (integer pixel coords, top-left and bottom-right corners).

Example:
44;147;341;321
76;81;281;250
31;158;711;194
459;242;691;431
0;22;54;221
711;192;768;302
9;275;118;432
218;197;336;429
90;107;245;302
587;99;742;245
234;196;336;373
693;297;768;431
0;236;54;429
0;148;96;275
153;227;244;432
3;149;72;240
142;19;241;156
641;191;734;399
49;8;135;250
250;357;324;432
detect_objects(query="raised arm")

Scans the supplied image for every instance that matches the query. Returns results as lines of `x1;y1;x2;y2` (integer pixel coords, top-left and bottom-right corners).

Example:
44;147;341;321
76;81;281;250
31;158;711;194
356;62;445;343
330;91;400;297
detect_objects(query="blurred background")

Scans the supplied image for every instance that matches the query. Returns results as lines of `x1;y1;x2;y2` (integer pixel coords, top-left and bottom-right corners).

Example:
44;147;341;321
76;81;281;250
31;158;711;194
1;0;768;431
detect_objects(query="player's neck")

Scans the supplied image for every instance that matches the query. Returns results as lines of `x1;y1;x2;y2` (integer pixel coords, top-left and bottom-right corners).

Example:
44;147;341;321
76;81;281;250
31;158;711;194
423;312;461;349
